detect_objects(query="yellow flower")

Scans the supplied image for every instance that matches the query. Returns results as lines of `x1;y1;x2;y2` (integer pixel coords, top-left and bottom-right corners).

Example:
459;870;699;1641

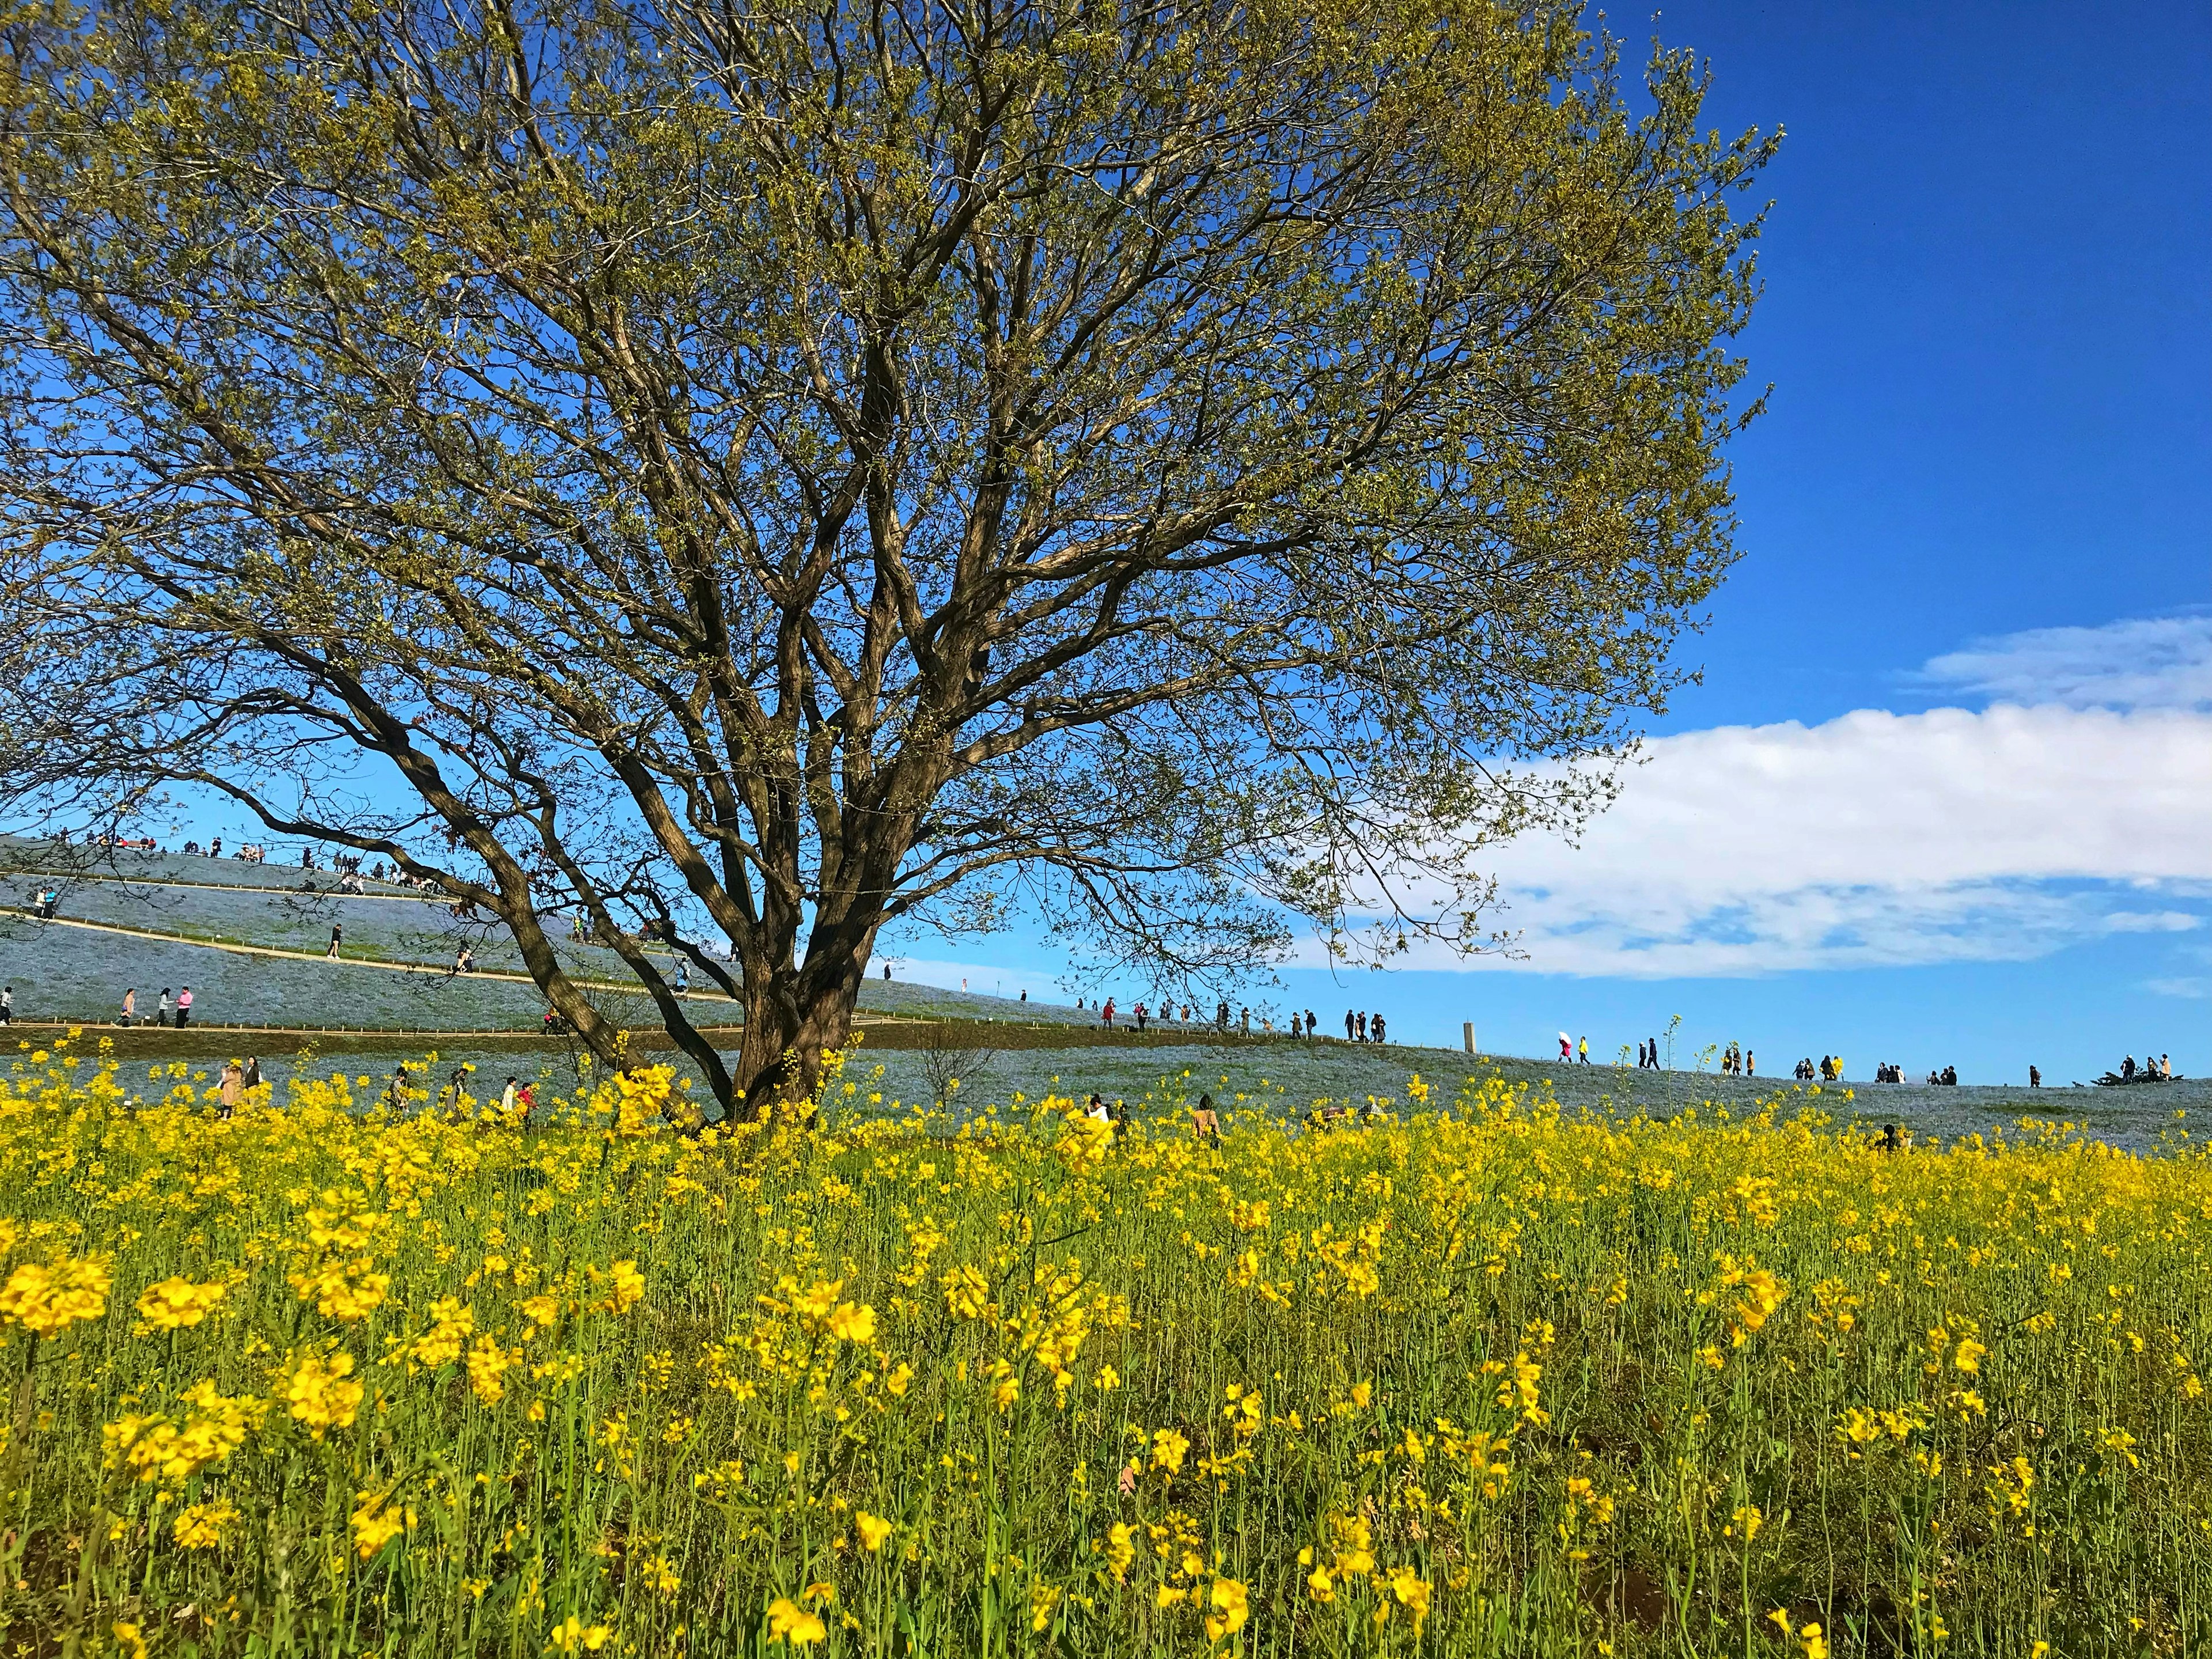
1800;1622;1829;1659
103;1381;263;1483
827;1301;877;1344
855;1511;895;1552
111;1622;147;1659
135;1276;228;1330
547;1615;614;1652
285;1349;364;1437
350;1490;415;1559
603;1260;646;1313
1104;1522;1135;1584
1151;1427;1190;1474
411;1298;475;1368
942;1266;991;1320
521;1294;562;1331
1030;1581;1062;1633
465;1335;518;1403
1955;1337;1987;1373
289;1259;389;1322
1390;1567;1431;1633
766;1597;827;1647
1205;1578;1250;1641
172;1498;241;1549
0;1257;111;1337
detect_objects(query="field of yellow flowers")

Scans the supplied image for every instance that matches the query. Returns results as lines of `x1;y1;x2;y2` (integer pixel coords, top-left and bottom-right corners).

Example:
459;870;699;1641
5;1035;2212;1657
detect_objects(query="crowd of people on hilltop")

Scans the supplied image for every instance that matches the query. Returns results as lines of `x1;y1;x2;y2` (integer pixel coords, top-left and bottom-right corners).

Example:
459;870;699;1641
2115;1053;2175;1082
1073;997;1389;1043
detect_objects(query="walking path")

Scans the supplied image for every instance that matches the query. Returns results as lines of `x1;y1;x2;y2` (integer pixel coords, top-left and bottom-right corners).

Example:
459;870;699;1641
2;908;736;1002
6;870;445;903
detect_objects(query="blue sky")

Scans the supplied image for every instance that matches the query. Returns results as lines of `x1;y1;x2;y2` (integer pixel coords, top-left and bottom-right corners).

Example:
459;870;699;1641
892;0;2212;1083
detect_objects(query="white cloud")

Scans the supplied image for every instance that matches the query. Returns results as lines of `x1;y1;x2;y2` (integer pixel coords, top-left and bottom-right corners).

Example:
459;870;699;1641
1396;618;2212;978
1915;612;2212;710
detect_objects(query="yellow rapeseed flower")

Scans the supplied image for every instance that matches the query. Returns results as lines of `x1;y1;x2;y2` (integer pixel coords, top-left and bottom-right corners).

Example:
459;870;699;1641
546;1614;613;1652
855;1511;895;1552
1205;1578;1249;1641
135;1275;227;1330
172;1498;241;1549
285;1349;363;1437
766;1597;827;1647
0;1257;110;1337
349;1490;416;1559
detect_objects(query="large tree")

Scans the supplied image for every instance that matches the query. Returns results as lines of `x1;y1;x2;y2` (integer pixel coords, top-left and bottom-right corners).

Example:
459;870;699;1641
0;0;1772;1114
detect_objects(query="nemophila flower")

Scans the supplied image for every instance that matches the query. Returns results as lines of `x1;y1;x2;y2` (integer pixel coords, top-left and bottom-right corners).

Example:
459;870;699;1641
135;1276;226;1331
0;1257;110;1336
285;1349;363;1437
172;1498;241;1549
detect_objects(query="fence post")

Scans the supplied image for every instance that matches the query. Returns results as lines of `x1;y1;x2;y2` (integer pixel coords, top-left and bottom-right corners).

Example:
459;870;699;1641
1463;1021;1476;1055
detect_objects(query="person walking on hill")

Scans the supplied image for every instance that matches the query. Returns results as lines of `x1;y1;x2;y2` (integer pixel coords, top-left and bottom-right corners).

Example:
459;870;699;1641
243;1056;262;1097
1241;1006;1252;1036
0;985;12;1026
157;988;172;1026
218;1061;243;1117
1577;1035;1589;1065
1557;1031;1570;1062
119;987;135;1027
1373;1013;1387;1043
1344;1009;1357;1041
1745;1048;1755;1077
327;922;343;959
175;986;192;1027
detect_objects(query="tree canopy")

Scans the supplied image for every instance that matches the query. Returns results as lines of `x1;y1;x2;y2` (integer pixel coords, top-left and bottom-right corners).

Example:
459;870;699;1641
0;0;1774;1113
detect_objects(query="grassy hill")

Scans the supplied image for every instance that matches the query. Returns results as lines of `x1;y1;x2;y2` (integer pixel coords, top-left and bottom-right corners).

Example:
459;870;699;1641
5;847;2204;1146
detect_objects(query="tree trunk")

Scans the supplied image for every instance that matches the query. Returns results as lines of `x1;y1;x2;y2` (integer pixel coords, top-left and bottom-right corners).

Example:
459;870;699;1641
728;918;877;1120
